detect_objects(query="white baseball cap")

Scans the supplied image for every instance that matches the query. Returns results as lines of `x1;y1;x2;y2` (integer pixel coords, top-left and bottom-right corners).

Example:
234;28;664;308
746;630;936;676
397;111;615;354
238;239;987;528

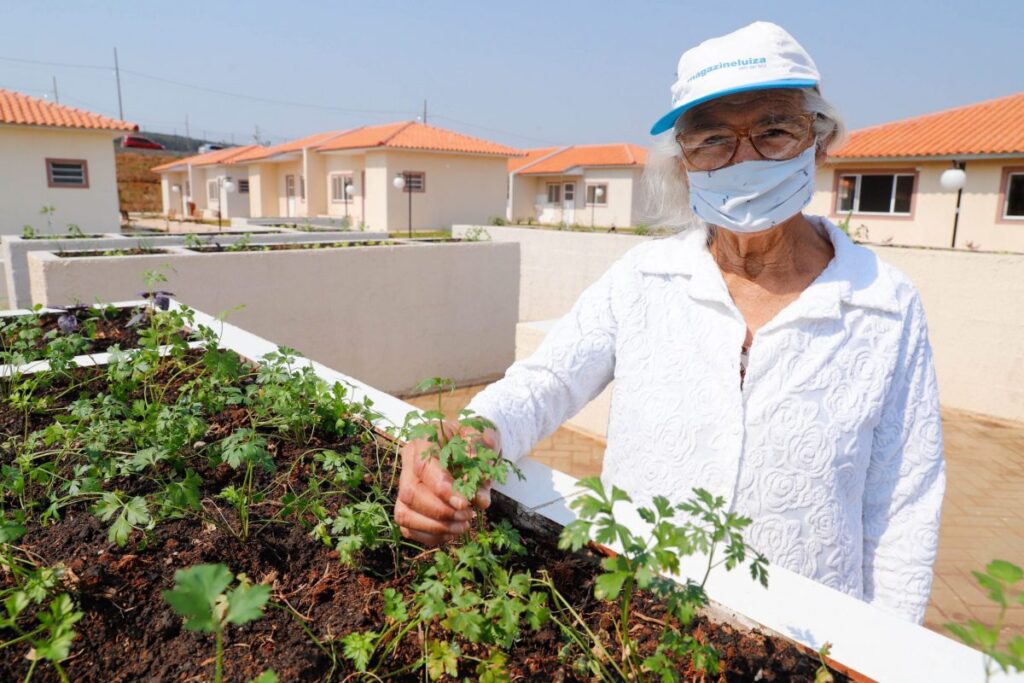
649;21;820;135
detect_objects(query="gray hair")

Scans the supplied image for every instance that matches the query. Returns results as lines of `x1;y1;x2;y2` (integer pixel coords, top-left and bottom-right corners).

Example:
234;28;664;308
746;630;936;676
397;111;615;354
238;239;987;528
639;88;847;230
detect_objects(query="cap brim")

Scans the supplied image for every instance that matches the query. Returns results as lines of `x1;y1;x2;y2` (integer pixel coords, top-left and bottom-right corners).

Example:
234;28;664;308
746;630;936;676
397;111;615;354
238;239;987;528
649;78;819;135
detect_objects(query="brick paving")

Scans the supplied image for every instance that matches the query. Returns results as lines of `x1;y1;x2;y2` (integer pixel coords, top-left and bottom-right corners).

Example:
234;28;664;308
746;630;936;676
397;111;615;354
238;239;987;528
402;385;1024;645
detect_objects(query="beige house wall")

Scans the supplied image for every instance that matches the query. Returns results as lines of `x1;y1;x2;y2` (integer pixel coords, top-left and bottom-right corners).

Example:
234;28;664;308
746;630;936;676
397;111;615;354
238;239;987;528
379;151;508;231
303;148;327;217
510;168;642;228
322;154;367;225
247;163;280;218
808;158;1024;252
0;125;121;235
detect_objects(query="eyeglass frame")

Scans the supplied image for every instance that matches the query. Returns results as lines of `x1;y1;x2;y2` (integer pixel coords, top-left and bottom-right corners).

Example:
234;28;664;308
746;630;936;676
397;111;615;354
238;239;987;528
674;112;819;171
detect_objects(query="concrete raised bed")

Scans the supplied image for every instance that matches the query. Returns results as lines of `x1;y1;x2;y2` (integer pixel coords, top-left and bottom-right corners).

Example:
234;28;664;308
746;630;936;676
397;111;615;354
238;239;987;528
2;229;388;309
1;300;1011;682
24;240;519;395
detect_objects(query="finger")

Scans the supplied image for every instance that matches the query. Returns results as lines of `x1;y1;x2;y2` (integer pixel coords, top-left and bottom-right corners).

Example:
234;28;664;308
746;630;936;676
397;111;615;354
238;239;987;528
399;479;473;523
421;458;468;510
395;499;471;537
400;525;449;547
473;481;492;510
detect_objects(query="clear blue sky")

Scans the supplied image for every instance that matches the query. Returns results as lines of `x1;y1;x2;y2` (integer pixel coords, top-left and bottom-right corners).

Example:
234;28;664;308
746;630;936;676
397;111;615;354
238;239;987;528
1;0;1020;148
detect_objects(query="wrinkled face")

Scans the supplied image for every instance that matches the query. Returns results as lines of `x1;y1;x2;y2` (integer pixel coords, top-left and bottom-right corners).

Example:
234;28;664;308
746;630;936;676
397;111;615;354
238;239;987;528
676;89;822;171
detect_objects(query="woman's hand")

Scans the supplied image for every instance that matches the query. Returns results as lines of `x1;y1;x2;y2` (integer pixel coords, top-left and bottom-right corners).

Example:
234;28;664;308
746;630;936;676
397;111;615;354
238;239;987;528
394;420;500;546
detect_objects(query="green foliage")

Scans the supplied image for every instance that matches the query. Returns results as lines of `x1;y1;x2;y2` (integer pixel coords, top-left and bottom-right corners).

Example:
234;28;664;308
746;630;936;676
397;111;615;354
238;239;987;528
163;564;270;683
465;226;492;241
559;476;768;679
945;560;1024;680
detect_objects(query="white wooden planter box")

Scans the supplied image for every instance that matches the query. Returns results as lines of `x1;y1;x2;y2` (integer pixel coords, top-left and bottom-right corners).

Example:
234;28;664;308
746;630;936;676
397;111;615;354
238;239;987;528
2;301;1015;683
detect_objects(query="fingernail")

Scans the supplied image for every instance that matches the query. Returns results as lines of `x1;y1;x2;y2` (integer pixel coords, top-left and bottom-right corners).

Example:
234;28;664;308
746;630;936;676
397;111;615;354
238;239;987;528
449;495;465;509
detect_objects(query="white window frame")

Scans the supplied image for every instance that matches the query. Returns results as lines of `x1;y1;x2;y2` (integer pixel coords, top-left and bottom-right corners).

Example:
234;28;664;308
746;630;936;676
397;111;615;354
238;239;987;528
330;173;356;203
1003;172;1024;220
207;180;219;203
586;183;608;206
563;183;575;202
546;183;560;204
836;173;915;216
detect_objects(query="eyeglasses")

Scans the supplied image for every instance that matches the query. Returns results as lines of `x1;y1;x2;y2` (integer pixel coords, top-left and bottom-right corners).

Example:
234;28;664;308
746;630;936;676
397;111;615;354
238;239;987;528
675;113;817;171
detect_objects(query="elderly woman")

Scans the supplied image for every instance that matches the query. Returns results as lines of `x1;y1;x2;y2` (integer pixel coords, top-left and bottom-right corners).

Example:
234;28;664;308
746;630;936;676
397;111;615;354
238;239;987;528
395;21;945;625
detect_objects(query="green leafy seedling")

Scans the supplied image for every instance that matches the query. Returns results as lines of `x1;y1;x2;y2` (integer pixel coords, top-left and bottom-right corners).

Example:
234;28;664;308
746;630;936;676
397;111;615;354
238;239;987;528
163;564;271;683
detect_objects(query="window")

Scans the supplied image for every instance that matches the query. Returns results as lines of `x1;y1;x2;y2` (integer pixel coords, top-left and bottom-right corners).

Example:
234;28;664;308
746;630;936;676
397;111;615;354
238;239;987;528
546;183;560;203
238;179;250;194
564;183;575;202
331;174;355;202
45;159;88;188
207;180;219;202
1003;172;1024;219
586;184;608;205
400;171;425;192
835;173;915;215
299;175;306;200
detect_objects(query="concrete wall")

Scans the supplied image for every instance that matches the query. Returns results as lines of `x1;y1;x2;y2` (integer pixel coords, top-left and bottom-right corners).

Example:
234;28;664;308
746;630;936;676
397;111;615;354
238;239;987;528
26;241;520;395
510;168;643;228
808;158;1024;252
866;244;1024;422
0;125;121;235
481;225;1024;425
454;224;651;321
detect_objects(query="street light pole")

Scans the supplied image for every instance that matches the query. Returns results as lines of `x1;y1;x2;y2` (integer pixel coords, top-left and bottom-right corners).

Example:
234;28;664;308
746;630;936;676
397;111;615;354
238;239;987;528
407;177;413;238
344;180;354;226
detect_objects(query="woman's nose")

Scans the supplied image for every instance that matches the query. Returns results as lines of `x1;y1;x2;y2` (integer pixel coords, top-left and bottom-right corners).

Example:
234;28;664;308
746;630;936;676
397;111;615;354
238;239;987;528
730;135;763;164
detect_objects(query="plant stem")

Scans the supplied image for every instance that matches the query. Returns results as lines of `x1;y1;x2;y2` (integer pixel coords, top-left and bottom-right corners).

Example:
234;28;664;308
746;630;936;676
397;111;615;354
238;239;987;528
215;628;224;683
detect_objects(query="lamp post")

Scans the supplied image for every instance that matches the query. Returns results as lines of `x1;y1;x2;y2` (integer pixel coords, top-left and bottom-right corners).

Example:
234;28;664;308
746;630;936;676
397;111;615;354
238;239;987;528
393;172;411;237
941;163;967;248
344;180;355;226
591;186;604;228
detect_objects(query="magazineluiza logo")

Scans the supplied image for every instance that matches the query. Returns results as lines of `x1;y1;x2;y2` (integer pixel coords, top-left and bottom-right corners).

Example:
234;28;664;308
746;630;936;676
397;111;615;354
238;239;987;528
687;57;767;82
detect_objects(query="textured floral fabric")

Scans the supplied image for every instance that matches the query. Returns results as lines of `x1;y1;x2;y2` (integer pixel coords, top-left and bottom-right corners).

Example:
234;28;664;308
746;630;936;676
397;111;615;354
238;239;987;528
467;216;946;624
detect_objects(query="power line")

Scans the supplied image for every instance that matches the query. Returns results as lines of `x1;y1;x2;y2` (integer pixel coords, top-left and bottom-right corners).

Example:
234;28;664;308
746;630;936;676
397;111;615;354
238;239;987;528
431;113;559;146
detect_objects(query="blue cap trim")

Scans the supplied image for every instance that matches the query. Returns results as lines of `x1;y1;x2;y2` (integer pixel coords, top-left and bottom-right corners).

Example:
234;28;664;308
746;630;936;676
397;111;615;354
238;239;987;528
649;78;819;135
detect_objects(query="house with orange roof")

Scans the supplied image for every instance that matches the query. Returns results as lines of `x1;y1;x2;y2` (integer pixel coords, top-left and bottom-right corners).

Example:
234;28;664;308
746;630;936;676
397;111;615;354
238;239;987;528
807;92;1024;251
0;88;137;234
222;121;520;231
508;144;647;228
152;145;263;220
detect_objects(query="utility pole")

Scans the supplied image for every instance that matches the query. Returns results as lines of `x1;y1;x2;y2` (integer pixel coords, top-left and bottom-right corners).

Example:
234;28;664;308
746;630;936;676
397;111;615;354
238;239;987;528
184;113;191;143
51;76;59;104
113;47;124;119
422;99;428;124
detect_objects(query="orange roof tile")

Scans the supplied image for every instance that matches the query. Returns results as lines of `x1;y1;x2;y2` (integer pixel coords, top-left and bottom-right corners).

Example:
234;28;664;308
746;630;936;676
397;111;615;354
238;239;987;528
234;130;351;162
0;88;137;131
509;147;562;173
151;145;265;173
516;144;647;174
315;121;521;156
832;92;1024;159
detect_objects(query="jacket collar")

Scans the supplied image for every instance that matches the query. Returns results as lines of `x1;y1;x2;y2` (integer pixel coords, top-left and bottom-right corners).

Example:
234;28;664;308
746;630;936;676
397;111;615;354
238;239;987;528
636;216;901;319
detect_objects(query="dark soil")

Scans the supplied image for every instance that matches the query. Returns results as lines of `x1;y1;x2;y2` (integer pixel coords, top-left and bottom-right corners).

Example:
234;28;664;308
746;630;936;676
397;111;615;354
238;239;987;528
21;234;106;240
1;307;179;360
186;240;397;253
0;345;851;682
57;248;170;258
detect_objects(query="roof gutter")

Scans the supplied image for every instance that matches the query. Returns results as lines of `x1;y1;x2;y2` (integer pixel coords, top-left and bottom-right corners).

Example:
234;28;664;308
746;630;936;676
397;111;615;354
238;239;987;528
827;152;1024;163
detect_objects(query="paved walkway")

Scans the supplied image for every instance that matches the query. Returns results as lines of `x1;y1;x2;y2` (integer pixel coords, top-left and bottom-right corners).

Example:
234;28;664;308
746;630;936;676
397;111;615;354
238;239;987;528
403;386;1024;646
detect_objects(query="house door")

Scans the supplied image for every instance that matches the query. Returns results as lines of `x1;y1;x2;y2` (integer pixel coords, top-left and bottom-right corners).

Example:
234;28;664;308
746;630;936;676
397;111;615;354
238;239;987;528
562;183;576;224
285;175;296;217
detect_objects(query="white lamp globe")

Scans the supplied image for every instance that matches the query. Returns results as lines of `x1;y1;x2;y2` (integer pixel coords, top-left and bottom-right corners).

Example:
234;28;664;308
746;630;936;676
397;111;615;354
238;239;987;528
940;168;967;191
345;183;355;198
595;187;605;198
393;174;406;190
223;179;236;193
171;184;181;193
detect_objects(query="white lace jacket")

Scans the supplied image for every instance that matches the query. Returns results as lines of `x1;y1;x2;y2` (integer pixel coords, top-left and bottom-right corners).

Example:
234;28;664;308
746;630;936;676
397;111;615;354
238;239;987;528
467;216;946;624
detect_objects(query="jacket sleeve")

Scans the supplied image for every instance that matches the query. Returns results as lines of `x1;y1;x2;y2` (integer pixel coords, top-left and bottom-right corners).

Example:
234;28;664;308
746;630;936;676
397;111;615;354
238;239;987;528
465;263;620;463
862;291;946;624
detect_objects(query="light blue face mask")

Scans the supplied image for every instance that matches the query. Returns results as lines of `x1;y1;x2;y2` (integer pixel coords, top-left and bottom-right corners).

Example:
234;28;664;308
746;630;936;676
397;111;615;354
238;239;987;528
686;145;816;234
